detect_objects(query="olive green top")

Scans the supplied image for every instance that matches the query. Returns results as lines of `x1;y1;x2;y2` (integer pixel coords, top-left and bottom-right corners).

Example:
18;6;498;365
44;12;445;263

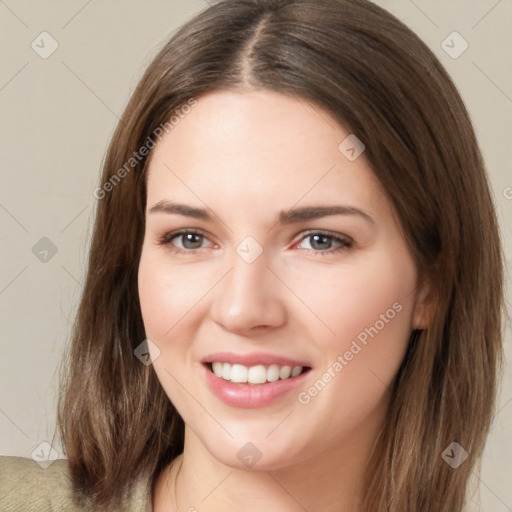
0;455;153;511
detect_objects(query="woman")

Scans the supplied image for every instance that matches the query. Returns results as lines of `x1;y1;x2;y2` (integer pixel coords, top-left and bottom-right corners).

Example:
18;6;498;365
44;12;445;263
0;0;505;510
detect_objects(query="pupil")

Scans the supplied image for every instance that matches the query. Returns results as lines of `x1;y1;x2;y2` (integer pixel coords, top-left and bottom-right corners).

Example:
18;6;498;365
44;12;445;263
311;234;330;250
183;233;202;249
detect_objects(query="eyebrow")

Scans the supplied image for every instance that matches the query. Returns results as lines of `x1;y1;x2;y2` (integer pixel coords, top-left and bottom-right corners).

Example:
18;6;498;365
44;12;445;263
149;200;375;225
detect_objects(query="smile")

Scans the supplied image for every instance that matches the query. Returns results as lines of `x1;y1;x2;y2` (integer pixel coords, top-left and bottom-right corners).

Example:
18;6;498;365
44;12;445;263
201;361;311;408
209;362;307;385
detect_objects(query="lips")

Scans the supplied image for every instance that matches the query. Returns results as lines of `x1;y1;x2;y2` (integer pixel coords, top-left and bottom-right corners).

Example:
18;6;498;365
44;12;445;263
200;352;312;407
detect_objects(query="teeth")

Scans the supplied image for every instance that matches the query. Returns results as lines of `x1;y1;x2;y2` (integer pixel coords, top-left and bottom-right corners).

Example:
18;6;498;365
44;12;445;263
279;366;292;379
212;362;224;378
210;362;305;384
291;366;303;377
221;363;231;380
230;364;248;383
267;364;280;382
248;365;267;384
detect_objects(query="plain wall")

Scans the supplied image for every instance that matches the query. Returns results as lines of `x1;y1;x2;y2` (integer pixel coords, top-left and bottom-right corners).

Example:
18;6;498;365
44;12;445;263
0;1;510;510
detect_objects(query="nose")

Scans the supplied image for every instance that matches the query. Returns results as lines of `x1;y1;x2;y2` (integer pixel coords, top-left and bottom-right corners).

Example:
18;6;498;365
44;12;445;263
210;248;287;335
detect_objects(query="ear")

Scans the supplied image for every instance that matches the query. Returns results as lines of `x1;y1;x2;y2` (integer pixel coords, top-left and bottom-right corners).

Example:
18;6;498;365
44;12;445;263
412;278;434;330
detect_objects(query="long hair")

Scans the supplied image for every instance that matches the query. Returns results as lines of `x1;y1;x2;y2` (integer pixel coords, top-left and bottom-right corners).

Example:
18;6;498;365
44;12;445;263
56;1;505;510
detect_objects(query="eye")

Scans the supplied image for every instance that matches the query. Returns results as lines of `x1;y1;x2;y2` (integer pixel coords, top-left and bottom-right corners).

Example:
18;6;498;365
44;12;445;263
295;231;352;255
157;229;212;254
157;229;353;256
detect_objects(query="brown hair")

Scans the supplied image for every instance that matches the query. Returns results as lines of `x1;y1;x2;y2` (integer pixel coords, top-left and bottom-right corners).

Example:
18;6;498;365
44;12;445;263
56;0;505;510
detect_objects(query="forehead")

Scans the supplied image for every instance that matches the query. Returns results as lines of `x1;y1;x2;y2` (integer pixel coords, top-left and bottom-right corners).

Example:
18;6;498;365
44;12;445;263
145;89;388;219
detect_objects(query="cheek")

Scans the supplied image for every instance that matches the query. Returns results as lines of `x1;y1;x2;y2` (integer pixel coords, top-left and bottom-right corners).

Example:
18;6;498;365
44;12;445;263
138;267;175;340
292;253;416;438
138;248;206;341
338;261;414;342
292;247;417;371
296;251;416;343
137;249;205;409
337;259;416;395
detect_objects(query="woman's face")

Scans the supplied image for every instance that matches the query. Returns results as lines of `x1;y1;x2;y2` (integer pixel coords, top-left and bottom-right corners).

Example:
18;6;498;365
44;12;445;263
138;89;428;470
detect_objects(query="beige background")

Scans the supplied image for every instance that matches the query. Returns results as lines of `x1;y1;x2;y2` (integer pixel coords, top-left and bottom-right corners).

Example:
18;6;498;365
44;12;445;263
0;0;510;510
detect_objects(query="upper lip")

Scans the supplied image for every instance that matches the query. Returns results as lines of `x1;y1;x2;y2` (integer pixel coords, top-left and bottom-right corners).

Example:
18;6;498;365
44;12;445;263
201;352;312;368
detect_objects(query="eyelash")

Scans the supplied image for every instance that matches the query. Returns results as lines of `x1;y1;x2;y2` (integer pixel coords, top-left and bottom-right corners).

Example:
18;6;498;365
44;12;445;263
157;229;353;256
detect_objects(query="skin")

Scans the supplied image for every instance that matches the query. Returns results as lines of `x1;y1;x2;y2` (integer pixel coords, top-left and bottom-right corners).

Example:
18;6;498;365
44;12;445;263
138;89;430;512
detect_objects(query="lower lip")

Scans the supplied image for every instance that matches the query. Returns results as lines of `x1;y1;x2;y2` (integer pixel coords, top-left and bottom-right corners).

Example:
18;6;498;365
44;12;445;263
202;364;311;408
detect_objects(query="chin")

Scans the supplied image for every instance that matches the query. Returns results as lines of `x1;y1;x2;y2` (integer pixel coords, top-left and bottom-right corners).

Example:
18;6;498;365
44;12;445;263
202;435;309;472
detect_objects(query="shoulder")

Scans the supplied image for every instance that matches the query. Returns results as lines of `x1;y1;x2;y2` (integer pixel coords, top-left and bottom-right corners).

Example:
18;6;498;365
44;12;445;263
0;455;153;512
0;455;91;511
